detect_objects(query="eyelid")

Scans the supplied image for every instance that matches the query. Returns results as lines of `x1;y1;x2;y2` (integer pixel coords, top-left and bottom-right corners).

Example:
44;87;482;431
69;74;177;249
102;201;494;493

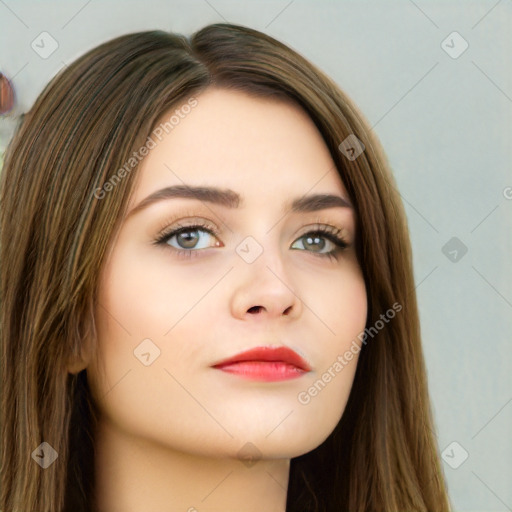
154;211;351;236
297;220;348;237
154;212;222;241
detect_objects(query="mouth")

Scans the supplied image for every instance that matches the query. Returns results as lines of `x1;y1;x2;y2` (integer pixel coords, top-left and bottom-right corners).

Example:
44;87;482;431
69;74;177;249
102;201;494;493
211;346;311;382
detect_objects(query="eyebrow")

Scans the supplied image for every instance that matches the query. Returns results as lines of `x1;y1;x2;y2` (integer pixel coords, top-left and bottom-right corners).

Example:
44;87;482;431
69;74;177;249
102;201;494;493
126;184;353;219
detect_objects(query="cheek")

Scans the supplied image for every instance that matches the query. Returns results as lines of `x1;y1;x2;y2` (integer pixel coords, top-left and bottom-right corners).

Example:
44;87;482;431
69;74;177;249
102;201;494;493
307;255;368;354
325;259;367;379
87;243;224;441
291;259;367;436
322;272;367;337
95;238;228;352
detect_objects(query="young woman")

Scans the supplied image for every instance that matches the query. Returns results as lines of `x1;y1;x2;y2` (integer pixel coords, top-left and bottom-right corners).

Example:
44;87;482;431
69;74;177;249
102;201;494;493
0;23;451;511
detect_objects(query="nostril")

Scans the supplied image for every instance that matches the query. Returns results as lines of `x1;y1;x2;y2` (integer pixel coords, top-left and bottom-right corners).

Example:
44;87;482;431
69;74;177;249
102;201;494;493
248;305;263;314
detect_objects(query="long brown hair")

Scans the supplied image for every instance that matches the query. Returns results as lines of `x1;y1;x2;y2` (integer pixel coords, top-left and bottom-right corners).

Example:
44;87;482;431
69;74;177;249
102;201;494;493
0;23;451;511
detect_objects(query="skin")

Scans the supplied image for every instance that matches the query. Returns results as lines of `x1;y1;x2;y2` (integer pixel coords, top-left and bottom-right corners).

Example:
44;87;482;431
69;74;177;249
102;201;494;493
79;87;368;512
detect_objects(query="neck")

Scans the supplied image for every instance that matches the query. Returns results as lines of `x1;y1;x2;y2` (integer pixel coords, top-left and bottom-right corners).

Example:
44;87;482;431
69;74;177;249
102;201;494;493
92;417;290;512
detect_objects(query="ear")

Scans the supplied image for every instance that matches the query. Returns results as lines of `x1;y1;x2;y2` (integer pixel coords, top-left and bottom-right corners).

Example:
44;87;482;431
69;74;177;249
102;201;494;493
67;335;93;375
67;355;88;374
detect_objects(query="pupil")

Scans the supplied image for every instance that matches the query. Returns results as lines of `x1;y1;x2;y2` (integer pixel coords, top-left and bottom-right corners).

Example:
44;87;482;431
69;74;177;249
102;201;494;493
178;230;199;248
305;235;325;251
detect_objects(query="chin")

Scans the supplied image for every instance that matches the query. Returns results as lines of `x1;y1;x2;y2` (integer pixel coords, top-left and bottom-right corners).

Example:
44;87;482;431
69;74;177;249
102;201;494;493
230;424;336;460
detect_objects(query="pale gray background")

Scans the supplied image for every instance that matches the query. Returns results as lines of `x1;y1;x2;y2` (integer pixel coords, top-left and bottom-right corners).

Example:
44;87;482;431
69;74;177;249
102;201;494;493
1;1;511;510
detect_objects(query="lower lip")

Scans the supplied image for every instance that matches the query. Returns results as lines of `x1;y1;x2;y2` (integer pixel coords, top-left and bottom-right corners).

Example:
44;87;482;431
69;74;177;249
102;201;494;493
213;361;307;381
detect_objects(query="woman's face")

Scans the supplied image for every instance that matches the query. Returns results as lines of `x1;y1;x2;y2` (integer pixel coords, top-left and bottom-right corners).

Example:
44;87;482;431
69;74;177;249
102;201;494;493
86;87;367;460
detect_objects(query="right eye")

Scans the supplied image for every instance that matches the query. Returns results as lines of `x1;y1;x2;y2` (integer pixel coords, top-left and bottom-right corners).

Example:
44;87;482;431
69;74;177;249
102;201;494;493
153;222;223;259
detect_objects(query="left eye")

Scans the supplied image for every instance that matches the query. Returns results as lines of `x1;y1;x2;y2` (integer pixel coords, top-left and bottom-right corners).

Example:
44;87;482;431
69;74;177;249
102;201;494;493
290;233;340;254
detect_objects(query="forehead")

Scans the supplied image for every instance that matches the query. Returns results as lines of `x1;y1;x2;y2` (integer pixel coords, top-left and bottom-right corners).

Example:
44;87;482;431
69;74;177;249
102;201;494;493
130;87;348;208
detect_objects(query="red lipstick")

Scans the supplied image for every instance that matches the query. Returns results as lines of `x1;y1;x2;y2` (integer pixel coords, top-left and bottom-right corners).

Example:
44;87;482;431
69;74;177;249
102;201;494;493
211;346;311;382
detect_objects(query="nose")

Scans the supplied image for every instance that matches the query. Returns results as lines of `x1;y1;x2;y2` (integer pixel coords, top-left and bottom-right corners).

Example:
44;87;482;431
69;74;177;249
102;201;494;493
229;247;303;322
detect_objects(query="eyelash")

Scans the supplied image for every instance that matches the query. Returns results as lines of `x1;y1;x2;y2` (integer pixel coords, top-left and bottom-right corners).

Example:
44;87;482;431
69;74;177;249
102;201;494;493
152;220;349;262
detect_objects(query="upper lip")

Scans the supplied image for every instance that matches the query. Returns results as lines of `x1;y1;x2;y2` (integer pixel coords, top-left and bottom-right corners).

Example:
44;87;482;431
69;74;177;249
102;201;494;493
211;346;312;372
